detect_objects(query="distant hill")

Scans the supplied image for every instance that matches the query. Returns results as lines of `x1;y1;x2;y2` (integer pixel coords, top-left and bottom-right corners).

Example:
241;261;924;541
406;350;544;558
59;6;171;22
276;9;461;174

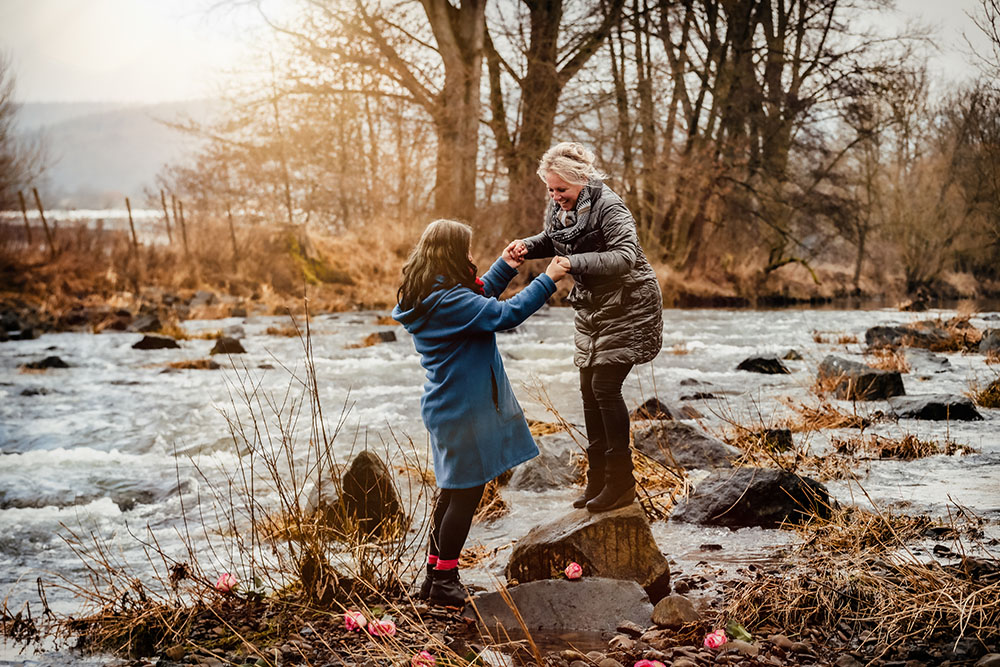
15;100;219;208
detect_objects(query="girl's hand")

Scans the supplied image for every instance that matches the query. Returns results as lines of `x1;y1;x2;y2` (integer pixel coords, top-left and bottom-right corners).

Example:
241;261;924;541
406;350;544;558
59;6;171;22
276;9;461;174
502;239;528;268
545;256;571;282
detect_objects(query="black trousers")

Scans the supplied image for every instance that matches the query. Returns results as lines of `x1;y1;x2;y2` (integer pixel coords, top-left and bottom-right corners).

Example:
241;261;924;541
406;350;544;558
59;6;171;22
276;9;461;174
579;363;634;467
429;484;486;561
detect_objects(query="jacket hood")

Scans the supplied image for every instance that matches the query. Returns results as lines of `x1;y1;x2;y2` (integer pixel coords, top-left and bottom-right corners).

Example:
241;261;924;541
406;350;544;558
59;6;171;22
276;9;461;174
391;280;452;333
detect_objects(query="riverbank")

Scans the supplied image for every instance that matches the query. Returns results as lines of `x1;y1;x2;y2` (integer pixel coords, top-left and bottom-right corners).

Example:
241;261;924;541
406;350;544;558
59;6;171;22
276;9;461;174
4;221;1000;340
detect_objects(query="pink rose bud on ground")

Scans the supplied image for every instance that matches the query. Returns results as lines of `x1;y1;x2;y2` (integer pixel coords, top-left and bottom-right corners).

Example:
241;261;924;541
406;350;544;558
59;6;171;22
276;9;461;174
564;562;583;579
411;651;435;666
703;629;727;648
214;573;237;593
633;660;666;667
344;610;367;631
369;619;397;637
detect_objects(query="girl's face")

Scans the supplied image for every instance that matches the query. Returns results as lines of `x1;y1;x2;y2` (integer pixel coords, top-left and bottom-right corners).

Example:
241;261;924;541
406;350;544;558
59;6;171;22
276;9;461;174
545;172;585;211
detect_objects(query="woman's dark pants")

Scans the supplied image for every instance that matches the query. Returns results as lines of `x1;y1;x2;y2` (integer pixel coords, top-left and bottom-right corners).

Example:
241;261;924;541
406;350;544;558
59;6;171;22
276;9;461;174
578;363;635;507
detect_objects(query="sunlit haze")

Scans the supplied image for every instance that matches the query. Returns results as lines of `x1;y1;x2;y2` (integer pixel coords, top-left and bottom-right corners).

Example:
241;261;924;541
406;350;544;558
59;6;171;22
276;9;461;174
0;0;279;103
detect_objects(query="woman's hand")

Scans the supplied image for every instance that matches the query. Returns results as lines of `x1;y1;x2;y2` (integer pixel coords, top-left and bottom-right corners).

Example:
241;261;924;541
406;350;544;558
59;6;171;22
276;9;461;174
502;239;528;268
545;256;571;282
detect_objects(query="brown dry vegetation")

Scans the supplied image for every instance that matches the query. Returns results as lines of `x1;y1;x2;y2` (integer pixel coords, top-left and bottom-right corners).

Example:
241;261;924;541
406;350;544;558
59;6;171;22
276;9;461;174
726;504;999;652
970;377;1000;408
832;433;977;460
865;347;911;373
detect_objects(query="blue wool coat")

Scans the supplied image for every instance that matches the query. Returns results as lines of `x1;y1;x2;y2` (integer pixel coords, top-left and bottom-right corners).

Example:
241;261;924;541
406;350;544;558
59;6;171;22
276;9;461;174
392;258;557;489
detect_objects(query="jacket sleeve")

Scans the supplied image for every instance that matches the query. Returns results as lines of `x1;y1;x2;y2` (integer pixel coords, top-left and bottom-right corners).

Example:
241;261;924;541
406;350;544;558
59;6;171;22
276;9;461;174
522;231;555;260
436;274;557;334
479;257;517;298
568;202;638;276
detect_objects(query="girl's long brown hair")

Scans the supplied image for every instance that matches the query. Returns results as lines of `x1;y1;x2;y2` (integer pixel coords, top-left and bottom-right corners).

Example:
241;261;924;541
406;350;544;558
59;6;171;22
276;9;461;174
397;219;479;311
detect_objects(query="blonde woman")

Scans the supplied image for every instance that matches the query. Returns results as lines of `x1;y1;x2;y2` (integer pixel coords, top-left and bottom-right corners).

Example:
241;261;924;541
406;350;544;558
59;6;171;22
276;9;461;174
512;142;663;513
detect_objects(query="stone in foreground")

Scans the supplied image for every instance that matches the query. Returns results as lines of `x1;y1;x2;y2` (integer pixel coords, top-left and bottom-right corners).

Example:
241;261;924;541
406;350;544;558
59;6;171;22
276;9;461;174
632;422;738;470
888;395;983;421
817;355;904;400
671;467;831;528
505;504;670;601
465;578;653;637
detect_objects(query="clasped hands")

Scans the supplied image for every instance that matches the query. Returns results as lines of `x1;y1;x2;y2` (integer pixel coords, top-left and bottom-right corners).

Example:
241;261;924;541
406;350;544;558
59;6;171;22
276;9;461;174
502;240;571;282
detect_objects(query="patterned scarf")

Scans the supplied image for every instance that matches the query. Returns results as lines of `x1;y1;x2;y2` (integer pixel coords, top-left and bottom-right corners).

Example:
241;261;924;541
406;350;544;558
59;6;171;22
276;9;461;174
547;183;594;244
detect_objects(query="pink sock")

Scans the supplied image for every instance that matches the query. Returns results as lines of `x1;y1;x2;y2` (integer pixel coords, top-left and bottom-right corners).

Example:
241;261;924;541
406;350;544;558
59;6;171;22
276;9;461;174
435;558;459;570
427;555;438;566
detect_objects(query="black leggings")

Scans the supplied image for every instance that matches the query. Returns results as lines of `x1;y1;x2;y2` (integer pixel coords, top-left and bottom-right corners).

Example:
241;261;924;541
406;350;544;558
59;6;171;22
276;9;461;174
580;363;634;459
429;484;486;561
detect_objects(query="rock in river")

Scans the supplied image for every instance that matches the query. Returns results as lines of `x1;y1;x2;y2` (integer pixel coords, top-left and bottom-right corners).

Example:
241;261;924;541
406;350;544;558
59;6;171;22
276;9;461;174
210;337;246;355
505;504;670;601
888;395;983;421
632;421;738;470
817;355;904;400
133;335;180;350
671;467;832;528
736;356;790;374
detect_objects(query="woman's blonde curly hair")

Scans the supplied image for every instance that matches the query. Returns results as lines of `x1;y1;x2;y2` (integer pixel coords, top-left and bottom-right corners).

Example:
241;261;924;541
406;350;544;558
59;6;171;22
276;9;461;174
536;142;606;185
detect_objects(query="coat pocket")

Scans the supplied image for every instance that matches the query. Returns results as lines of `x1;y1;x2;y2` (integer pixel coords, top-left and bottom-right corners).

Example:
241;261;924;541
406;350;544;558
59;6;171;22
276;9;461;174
490;364;521;421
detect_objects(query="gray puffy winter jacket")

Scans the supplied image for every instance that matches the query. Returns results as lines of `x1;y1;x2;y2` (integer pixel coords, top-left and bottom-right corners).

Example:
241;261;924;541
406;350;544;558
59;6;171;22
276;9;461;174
523;181;663;368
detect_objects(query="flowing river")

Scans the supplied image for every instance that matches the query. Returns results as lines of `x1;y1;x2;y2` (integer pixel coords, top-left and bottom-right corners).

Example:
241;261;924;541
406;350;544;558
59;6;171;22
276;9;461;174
1;305;998;664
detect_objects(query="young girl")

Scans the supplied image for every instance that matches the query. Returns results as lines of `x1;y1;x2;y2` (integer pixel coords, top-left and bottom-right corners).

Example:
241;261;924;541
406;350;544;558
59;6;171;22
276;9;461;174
392;219;568;607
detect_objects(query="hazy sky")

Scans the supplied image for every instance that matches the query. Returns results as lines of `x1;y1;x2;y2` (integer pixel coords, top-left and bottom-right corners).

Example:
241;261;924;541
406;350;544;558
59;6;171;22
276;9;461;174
0;0;994;103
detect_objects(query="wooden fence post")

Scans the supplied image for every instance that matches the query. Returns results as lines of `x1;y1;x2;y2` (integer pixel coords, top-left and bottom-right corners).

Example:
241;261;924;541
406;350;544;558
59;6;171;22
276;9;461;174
160;189;173;244
17;191;32;245
125;197;139;252
177;199;190;257
31;188;56;258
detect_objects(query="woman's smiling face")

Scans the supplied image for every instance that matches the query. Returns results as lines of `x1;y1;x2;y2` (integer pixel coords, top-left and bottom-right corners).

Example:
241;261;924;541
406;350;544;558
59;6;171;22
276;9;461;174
544;172;585;211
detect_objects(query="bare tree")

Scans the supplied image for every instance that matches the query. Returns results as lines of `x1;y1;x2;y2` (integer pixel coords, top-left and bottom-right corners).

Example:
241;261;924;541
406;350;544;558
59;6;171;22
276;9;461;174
485;0;626;235
0;54;46;210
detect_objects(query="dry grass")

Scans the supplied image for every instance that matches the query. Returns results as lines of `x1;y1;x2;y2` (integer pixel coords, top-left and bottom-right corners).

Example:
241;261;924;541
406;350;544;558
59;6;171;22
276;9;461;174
812;331;828;343
166;359;220;370
865;348;911;373
374;315;398;326
726;501;1000;651
970;377;1000;408
666;343;690;355
987;350;1000;365
780;397;870;431
527;419;566;437
265;325;300;337
837;334;859;345
633;451;690;520
473;478;509;523
832;433;977;460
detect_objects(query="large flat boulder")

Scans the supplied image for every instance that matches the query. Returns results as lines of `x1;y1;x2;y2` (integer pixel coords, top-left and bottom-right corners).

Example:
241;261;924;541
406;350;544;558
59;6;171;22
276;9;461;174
817;355;905;400
505;504;670;601
671;467;831;528
632;422;738;470
888;395;983;421
465;578;653;637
